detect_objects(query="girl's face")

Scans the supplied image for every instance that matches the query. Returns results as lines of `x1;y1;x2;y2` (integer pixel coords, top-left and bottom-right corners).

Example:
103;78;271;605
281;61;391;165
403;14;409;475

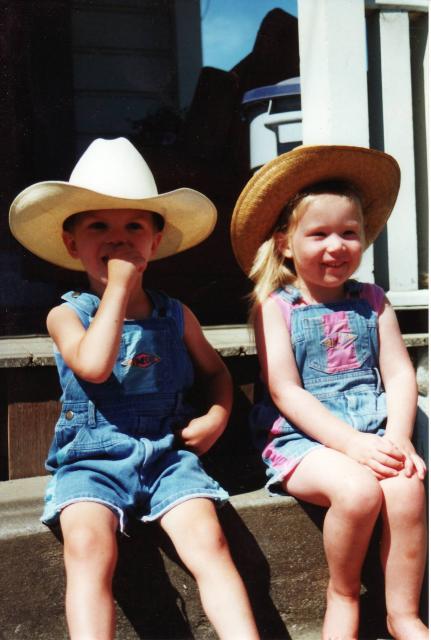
62;209;163;288
278;193;365;301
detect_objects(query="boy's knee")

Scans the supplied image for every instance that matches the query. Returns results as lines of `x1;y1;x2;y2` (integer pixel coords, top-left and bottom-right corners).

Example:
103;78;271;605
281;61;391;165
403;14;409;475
193;518;228;555
63;523;117;564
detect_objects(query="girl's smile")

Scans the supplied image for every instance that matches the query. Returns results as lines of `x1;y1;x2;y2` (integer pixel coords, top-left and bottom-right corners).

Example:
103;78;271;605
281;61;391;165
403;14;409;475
278;193;364;302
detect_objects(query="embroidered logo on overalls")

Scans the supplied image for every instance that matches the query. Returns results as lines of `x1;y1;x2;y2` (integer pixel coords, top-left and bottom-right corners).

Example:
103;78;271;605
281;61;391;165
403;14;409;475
121;353;161;368
321;332;357;349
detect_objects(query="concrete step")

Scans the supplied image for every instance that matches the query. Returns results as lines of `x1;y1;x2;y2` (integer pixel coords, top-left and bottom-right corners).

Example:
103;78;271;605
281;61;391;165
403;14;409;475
0;474;407;640
0;394;427;639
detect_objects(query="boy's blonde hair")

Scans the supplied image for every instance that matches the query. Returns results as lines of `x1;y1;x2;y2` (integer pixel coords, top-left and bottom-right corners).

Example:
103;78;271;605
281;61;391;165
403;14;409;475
248;181;363;321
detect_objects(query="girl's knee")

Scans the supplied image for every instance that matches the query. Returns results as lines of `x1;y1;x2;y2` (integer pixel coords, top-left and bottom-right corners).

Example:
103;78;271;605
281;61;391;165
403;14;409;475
334;473;382;520
382;473;426;521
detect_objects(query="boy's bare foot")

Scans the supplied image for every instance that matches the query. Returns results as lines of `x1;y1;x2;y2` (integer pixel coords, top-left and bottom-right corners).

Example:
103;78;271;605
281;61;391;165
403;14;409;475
322;581;359;640
387;613;428;640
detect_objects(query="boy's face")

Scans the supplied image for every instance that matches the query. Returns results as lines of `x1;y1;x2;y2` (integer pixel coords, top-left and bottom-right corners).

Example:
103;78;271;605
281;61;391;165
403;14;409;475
62;209;163;285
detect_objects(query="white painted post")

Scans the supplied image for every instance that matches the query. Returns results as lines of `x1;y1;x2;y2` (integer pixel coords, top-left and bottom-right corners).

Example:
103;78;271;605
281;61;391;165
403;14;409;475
297;0;374;282
379;10;419;295
297;0;369;144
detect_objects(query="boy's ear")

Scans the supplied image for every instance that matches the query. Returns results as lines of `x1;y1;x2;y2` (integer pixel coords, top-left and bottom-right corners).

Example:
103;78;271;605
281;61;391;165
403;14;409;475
150;231;163;257
275;231;293;259
62;231;79;258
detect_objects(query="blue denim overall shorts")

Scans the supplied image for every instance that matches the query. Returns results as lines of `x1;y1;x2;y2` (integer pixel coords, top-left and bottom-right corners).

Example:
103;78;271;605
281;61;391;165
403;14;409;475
42;289;228;530
250;281;387;495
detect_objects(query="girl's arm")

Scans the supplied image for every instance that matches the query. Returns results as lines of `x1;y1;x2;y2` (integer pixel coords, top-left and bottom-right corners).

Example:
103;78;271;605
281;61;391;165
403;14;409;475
177;305;233;455
47;278;130;383
256;297;404;479
378;296;426;478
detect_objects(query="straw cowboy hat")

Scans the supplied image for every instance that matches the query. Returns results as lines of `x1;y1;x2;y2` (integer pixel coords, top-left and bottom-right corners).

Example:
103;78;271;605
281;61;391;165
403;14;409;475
9;137;217;270
231;145;400;274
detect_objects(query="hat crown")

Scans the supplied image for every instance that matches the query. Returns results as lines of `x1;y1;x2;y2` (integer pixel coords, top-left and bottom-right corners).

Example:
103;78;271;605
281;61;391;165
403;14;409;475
69;137;158;199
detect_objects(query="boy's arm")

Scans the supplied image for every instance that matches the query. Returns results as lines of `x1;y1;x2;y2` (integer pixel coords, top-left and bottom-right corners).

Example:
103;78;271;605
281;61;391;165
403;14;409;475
47;280;129;383
256;297;405;479
378;296;426;478
178;304;233;455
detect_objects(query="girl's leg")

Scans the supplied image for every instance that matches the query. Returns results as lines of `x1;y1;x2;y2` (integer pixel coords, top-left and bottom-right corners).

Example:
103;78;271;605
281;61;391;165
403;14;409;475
60;501;119;640
284;447;383;640
159;498;259;640
379;473;428;640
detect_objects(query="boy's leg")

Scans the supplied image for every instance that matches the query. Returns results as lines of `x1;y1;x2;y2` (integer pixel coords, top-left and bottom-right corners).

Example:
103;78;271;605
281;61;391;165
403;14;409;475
60;501;119;640
159;497;259;640
379;473;428;640
284;447;383;640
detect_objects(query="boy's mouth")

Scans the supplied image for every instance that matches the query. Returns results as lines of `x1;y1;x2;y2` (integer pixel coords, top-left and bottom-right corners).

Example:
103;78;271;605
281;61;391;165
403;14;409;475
101;255;109;264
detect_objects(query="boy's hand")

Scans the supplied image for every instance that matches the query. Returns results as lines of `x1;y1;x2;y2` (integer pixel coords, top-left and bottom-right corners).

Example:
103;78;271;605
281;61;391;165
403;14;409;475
344;431;406;480
175;415;225;456
106;244;147;287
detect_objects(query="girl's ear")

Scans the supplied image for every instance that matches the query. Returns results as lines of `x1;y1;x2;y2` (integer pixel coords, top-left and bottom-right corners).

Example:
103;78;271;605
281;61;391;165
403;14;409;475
62;231;79;258
275;231;293;259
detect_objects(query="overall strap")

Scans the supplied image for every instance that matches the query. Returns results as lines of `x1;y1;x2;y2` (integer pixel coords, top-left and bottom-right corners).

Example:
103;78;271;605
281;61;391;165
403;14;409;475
146;289;185;336
274;286;303;305
344;279;362;298
61;291;100;329
271;287;303;333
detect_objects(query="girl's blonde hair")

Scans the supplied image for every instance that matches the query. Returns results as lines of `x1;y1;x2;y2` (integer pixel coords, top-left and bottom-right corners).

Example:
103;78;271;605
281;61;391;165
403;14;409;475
248;180;363;321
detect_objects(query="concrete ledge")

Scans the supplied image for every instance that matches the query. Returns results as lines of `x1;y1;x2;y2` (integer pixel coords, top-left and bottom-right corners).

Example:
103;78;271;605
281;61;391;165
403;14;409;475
0;328;257;367
0;476;327;639
0;329;427;367
0;475;405;640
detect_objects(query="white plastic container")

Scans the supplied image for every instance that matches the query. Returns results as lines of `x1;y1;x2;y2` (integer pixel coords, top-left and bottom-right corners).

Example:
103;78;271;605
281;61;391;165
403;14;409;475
242;77;302;171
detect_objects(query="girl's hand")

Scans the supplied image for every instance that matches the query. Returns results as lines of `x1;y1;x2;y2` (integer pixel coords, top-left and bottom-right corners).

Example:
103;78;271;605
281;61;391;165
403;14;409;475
344;431;406;480
382;434;427;480
175;415;225;456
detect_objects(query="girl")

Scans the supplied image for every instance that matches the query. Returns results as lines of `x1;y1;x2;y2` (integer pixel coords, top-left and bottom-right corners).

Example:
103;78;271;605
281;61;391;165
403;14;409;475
9;137;259;640
231;145;428;640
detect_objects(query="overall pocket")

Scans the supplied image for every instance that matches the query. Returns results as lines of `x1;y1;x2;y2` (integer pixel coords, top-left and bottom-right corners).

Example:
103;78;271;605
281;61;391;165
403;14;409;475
53;408;136;466
304;310;373;375
115;326;174;392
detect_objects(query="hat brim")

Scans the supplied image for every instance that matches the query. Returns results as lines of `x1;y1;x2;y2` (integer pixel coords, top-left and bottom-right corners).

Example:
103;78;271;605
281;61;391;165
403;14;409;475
9;182;217;270
231;145;400;274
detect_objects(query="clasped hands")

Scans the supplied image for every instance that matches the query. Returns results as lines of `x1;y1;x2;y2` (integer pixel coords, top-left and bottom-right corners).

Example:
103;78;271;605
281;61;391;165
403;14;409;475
345;431;426;480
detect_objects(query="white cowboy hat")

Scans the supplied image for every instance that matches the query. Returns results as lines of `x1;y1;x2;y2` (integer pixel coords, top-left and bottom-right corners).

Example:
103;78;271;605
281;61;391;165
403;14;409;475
9;137;217;270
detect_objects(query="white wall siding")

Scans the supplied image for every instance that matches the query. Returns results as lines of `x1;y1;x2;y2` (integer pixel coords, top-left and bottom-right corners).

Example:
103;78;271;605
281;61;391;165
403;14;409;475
72;0;202;155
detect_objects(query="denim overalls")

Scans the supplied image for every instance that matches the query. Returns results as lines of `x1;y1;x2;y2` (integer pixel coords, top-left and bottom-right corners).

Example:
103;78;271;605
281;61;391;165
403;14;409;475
250;281;387;494
42;290;228;530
